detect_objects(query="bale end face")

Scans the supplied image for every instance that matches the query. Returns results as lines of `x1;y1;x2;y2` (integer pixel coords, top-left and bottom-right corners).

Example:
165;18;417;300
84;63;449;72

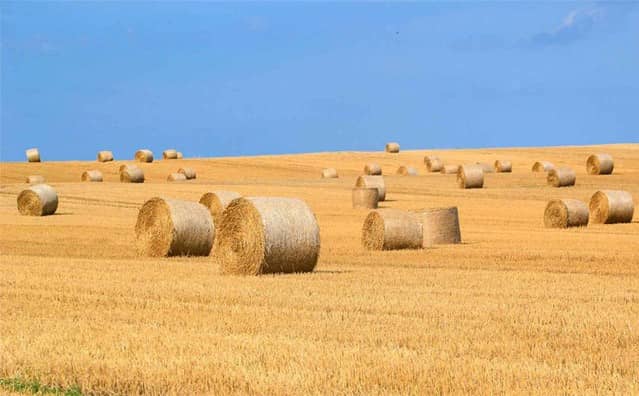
544;199;589;228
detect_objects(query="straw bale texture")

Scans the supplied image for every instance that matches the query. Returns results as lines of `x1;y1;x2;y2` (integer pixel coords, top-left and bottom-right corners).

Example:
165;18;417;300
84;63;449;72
355;175;386;201
494;160;512;173
362;209;423;250
396;166;417;176
385;142;400;153
120;165;145;183
532;161;555;172
547;167;576;187
321;168;338;178
544;199;589;228
97;151;114;162
589;190;634;224
178;168;196;180
352;188;379;209
440;164;460;174
81;170;103;182
168;173;187;182
364;163;382;175
586;153;614;175
135;149;154;163
176;152;183;159
17;184;58;216
25;148;40;162
214;197;320;275
199;191;242;221
424;156;443;172
457;165;484;189
163;149;178;160
416;207;462;247
476;162;494;173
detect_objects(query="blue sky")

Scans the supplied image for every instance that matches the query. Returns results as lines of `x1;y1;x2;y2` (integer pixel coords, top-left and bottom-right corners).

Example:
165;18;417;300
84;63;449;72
1;2;638;161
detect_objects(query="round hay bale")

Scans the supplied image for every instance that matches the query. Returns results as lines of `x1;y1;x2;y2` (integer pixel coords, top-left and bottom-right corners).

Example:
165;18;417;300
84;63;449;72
176;151;184;159
364;163;382;175
163;149;178;160
25;148;40;163
589;190;634;224
355;175;386;201
476;162;494;173
424;156;443;172
321;168;338;178
544;199;589;228
214;197;320;275
17;184;58;216
457;165;484;189
135;197;214;257
385;142;400;153
547;167;576;187
362;209;422;250
26;175;45;184
199;191;242;221
532;161;555;172
178;168;196;180
120;165;145;183
352;187;378;209
135;149;154;163
97;151;114;162
396;166;417;176
167;173;187;182
440;164;460;174
494;160;512;173
81;170;103;182
416;207;461;247
586;153;614;175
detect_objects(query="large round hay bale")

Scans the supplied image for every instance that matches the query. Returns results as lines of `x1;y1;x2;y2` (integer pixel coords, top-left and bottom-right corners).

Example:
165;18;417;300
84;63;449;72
532;161;555;172
589;190;634;224
424;156;443;172
135;149;154;163
26;175;45;184
81;170;103;182
440;164;459;174
476;162;494;173
178;168;196;180
457;165;484;189
586;153;614;175
120;165;145;183
416;207;461;247
135;197;214;257
385;142;400;153
17;184;58;216
97;151;114;162
544;199;589;228
362;209;422;250
25;148;40;163
494;160;512;173
396;166;417;176
214;197;320;275
547;167;576;187
321;168;338;178
355;175;386;201
167;173;187;182
163;149;178;160
364;163;382;175
176;151;184;159
199;191;242;221
352;187;378;209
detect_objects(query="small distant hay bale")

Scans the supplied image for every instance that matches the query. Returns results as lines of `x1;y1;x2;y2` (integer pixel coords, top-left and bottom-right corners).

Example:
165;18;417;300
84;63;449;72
321;168;338;178
396;166;417;176
440;164;459;174
163;149;178;159
494;160;512;173
97;151;114;162
589;190;634;224
17;184;58;216
547;167;576;187
544;199;589;228
355;175;386;201
214;197;320;275
135;197;214;257
364;163;382;175
81;170;103;182
135;149;154;163
457;165;484;189
167;173;187;182
199;191;242;221
586;153;614;175
424;156;443;172
362;209;422;250
176;152;184;159
26;175;45;184
476;162;494;173
532;161;555;172
352;187;379;209
178;168;196;180
25;148;40;163
120;165;145;183
385;142;400;153
416;207;461;247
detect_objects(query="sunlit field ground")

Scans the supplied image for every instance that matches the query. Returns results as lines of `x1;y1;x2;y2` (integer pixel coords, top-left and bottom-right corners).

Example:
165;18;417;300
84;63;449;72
1;144;638;394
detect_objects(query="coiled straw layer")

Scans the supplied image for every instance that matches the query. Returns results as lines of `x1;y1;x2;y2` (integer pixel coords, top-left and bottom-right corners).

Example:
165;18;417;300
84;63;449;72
416;207;462;247
586;154;614;175
547;167;576;187
135;149;154;163
589;190;634;224
355;175;386;201
424;156;443;172
352;187;379;209
362;209;422;250
457;165;484;189
135;197;214;257
214;197;320;275
544;199;589;228
81;170;103;182
199;191;242;221
364;163;382;175
17;184;58;216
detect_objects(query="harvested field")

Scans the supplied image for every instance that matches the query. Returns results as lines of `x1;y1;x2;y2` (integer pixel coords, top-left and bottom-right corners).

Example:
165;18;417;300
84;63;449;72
1;144;638;395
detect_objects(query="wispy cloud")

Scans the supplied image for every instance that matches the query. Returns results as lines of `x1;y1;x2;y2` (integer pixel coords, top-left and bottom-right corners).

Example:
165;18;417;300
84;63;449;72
525;6;604;47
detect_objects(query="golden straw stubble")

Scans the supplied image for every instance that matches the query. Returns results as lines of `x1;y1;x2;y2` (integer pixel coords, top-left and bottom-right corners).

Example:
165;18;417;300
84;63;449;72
586;153;614;175
544;199;589;228
135;197;214;257
361;209;423;250
17;184;58;216
589;190;634;224
214;197;320;275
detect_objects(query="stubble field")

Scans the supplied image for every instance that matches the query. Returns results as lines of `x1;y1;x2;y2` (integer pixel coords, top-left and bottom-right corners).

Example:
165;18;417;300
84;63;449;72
1;144;638;395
